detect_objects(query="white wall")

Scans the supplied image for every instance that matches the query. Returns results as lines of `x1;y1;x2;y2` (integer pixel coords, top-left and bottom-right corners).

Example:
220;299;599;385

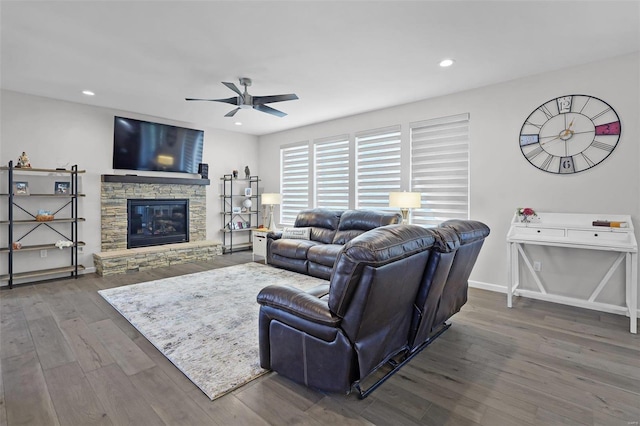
258;53;640;307
0;90;259;274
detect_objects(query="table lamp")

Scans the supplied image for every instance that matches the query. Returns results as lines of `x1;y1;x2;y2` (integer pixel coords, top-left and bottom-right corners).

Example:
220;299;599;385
389;191;421;224
261;193;282;231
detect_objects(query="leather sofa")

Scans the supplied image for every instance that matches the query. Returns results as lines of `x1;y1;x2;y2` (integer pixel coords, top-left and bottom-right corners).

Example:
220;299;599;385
267;208;402;279
257;220;490;396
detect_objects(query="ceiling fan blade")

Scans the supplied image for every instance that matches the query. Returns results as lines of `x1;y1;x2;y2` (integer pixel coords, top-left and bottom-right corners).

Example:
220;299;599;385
222;82;243;96
252;94;299;105
186;96;239;105
225;107;240;117
254;104;287;117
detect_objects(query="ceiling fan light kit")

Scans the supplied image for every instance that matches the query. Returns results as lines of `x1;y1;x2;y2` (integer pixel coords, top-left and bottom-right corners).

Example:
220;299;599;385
186;77;299;118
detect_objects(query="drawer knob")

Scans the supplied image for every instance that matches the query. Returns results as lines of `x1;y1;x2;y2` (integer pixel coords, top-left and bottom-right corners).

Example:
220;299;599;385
594;233;598;237
537;230;541;233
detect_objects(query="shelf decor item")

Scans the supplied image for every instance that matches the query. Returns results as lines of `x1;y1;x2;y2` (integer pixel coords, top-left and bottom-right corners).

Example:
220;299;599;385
55;181;70;194
517;207;537;223
244;187;252;197
36;209;54;222
16;151;31;168
13;181;29;195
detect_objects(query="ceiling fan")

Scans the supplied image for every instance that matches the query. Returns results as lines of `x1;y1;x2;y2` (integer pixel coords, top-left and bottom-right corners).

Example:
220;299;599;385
186;77;298;118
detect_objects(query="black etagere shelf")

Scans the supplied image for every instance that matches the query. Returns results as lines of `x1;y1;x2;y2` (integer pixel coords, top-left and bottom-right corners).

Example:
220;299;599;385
220;174;260;253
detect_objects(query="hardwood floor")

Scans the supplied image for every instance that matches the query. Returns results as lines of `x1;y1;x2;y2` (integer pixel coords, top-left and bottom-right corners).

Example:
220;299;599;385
1;253;638;425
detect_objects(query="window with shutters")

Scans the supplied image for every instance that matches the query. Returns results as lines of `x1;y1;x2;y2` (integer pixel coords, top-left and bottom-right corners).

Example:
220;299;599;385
410;113;470;227
314;136;350;210
280;142;310;225
355;126;402;210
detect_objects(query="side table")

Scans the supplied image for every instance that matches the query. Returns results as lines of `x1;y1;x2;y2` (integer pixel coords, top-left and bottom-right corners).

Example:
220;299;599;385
252;229;269;264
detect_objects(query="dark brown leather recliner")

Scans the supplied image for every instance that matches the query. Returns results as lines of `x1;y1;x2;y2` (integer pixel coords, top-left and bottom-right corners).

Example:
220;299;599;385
257;221;489;396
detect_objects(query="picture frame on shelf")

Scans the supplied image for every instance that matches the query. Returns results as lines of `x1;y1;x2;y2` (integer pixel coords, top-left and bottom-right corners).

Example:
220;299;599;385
244;187;252;197
54;181;70;194
13;181;29;195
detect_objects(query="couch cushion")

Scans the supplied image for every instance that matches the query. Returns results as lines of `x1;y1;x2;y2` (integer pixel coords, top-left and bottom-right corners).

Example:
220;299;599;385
328;225;436;317
307;244;344;267
294;209;343;243
333;210;402;244
270;239;321;260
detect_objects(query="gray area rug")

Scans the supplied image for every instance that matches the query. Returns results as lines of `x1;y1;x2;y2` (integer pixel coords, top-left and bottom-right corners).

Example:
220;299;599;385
98;263;326;400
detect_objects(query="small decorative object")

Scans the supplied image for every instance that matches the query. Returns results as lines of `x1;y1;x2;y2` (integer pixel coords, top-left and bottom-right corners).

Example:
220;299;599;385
517;207;537;223
12;242;22;250
232;207;242;214
232;170;238;179
244;187;252;197
519;95;621;174
36;209;54;222
54;240;73;249
244;165;251;179
243;198;252;210
13;181;29;195
54;181;70;194
16;151;31;168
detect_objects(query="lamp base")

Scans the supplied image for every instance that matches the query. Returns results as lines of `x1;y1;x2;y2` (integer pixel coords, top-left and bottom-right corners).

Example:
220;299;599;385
400;208;409;225
268;208;277;232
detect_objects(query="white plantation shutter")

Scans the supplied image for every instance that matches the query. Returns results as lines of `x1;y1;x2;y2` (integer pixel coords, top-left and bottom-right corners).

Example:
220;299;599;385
280;142;310;225
410;113;470;227
355;126;402;210
314;136;350;210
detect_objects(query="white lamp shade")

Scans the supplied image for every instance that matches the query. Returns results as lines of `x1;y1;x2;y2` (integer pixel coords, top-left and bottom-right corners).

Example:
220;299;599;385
261;193;282;205
389;192;421;209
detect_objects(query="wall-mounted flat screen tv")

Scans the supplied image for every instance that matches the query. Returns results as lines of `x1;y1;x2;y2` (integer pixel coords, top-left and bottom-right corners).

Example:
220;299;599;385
113;116;204;174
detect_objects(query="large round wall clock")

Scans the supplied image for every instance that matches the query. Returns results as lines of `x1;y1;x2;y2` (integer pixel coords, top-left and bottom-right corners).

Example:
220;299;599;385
519;95;621;174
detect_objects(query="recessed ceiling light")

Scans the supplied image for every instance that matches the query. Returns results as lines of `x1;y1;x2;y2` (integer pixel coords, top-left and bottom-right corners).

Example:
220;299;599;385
82;90;95;96
234;122;242;126
439;59;455;67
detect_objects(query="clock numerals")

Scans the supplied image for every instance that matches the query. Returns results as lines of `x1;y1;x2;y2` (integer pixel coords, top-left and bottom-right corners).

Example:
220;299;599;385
556;96;572;113
524;144;544;161
524;120;542;130
538;104;555;120
540;153;554;171
580;152;595;168
590;107;612;122
594;121;621;135
590;140;615;152
520;134;539;146
559;156;575;174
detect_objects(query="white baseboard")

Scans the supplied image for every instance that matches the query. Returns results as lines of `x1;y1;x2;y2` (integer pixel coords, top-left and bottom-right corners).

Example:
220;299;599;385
469;280;506;293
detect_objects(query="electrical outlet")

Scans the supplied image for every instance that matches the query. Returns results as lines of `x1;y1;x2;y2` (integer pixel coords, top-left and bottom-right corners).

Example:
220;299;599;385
533;261;541;272
40;249;47;258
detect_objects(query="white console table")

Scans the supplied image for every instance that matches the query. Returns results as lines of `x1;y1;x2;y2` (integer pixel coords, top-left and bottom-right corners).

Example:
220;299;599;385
506;212;637;333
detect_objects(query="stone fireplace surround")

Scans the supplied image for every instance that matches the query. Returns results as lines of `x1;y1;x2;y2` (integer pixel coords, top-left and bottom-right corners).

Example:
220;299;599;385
94;175;222;275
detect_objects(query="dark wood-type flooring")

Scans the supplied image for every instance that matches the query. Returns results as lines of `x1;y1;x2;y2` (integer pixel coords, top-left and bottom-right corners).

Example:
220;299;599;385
1;253;639;425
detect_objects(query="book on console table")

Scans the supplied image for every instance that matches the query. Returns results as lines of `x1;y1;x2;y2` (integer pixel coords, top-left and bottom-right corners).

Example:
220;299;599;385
592;220;628;228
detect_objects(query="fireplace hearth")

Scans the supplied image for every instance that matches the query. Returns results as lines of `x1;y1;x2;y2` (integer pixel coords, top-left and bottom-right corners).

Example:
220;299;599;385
128;199;189;249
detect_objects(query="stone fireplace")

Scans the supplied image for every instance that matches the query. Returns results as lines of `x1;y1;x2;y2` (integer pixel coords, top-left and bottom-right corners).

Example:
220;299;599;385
94;175;221;275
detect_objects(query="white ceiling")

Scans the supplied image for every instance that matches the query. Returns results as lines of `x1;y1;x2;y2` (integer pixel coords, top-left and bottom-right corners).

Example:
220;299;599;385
1;1;639;136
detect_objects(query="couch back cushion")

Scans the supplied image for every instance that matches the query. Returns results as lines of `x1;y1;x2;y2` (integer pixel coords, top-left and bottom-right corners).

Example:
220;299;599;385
294;209;343;244
328;224;436;318
332;210;402;245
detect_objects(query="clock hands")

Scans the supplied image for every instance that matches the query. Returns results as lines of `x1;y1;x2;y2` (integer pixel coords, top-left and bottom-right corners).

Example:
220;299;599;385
540;118;578;146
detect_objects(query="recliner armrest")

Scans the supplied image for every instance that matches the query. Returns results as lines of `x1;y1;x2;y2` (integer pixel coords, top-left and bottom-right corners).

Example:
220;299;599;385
267;231;283;241
257;285;340;327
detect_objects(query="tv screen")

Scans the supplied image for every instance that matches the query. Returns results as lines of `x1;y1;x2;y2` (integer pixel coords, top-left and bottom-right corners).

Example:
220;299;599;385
113;116;204;174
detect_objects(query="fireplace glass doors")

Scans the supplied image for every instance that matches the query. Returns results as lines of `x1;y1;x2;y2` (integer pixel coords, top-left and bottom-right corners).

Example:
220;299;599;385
127;199;189;248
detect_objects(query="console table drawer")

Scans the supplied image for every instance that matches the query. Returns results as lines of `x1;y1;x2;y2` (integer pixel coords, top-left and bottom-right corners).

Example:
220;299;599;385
517;227;565;237
567;229;631;242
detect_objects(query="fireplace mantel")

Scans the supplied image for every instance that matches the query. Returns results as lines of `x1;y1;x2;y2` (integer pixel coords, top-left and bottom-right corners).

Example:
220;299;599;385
101;174;210;186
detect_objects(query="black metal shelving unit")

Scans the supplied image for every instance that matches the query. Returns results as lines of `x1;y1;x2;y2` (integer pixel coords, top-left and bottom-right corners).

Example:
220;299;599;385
220;174;260;253
1;161;85;288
